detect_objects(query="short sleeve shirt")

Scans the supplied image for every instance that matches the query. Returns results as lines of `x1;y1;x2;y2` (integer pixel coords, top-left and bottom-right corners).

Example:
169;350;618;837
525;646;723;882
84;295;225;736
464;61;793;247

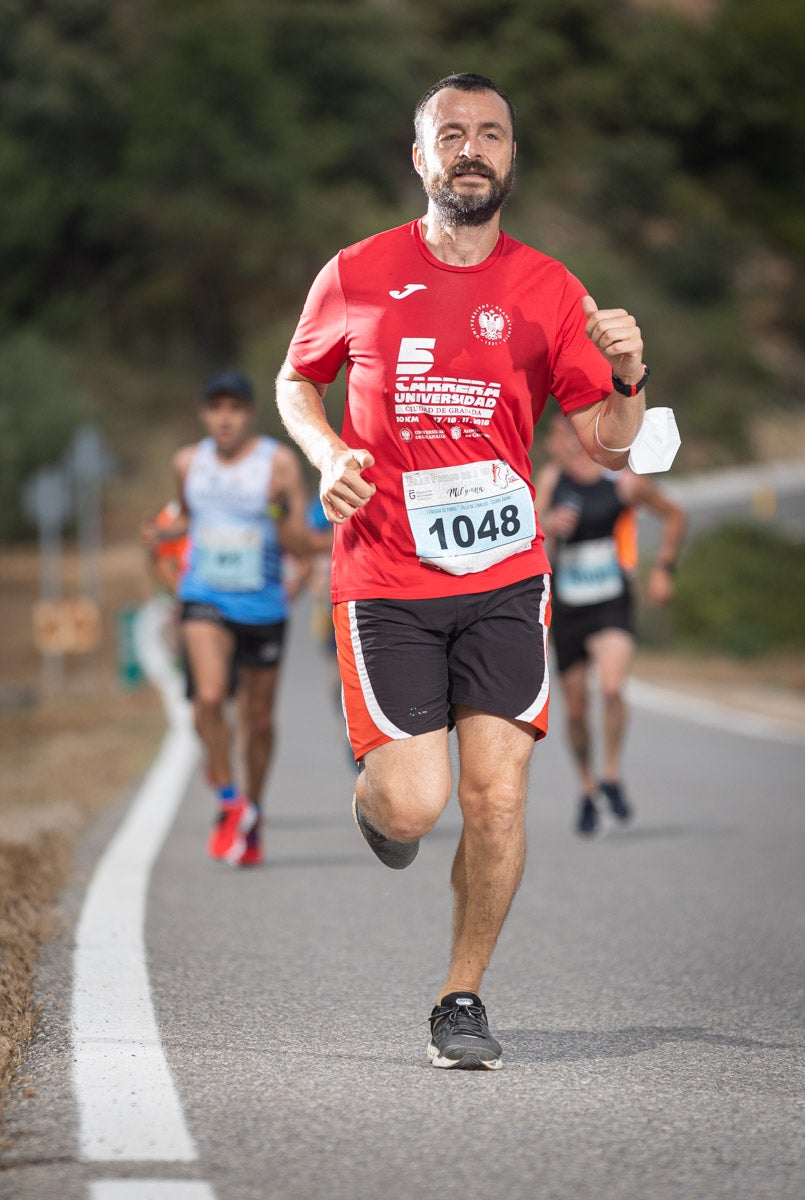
288;220;611;601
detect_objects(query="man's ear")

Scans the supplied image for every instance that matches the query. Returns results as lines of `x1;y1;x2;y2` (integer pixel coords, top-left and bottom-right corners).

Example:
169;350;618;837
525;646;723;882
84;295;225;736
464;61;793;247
412;142;424;178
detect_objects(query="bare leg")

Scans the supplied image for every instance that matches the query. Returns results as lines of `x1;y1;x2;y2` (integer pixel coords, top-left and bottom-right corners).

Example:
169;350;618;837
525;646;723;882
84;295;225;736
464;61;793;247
236;667;280;806
438;708;535;999
237;665;281;806
586;629;634;783
182;620;236;787
559;659;596;797
357;728;452;843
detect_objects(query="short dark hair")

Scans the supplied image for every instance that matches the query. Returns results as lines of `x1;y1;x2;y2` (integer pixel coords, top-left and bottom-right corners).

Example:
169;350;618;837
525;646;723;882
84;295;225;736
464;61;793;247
202;369;255;405
414;73;517;147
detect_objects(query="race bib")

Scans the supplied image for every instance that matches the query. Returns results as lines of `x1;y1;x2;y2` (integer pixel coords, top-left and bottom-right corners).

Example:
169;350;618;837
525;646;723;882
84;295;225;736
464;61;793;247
402;460;536;576
555;537;624;606
196;525;265;591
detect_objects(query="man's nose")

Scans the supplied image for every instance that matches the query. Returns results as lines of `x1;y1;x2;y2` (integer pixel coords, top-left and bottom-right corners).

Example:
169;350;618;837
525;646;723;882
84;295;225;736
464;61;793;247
459;136;480;158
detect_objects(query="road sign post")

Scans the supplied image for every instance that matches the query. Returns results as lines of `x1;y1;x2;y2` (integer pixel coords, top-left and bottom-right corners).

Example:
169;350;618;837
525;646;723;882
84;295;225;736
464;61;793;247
21;464;73;692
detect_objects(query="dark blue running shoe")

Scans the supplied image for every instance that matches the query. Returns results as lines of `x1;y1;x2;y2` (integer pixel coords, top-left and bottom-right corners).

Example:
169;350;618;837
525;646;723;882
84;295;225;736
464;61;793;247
599;780;632;822
575;794;599;837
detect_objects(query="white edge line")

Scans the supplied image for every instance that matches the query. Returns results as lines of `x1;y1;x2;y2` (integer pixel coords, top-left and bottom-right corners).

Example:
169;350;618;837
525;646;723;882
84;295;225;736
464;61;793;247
89;1183;216;1200
72;603;201;1163
627;677;805;746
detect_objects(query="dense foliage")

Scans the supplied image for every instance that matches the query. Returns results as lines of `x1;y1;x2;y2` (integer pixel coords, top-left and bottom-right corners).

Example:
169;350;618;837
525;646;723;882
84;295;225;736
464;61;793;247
669;521;805;656
1;0;803;536
1;0;802;353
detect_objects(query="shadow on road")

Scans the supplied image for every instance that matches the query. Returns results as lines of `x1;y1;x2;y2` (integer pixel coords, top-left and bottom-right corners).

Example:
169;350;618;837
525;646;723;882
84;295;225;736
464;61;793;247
496;1025;795;1062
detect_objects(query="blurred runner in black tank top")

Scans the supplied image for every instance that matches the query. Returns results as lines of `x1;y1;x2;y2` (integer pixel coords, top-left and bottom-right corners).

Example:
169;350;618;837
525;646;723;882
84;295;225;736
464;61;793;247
534;414;687;836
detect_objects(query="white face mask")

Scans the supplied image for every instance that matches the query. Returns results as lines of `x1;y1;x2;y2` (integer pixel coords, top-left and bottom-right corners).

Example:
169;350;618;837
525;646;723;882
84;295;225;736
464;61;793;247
628;407;681;474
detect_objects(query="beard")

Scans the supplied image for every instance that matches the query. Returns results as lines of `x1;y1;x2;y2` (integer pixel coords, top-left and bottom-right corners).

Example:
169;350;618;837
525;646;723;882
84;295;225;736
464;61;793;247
421;157;515;227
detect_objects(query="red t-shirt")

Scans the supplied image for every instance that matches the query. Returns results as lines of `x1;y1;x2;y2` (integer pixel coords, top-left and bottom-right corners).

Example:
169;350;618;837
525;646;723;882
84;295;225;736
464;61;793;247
288;220;611;602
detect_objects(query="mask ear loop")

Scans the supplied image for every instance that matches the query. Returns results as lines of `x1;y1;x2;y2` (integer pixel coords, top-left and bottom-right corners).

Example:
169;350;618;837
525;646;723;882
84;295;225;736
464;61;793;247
595;410;634;454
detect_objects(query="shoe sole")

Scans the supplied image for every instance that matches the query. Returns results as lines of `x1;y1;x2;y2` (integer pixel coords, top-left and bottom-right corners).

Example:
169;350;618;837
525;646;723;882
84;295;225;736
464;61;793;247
427;1042;502;1070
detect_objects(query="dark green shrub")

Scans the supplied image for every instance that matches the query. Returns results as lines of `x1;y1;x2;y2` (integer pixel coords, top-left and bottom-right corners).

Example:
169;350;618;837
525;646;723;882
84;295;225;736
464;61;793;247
671;520;805;656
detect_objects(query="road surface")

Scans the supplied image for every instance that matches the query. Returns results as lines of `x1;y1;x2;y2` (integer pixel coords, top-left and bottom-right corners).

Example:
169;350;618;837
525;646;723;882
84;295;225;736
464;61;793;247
2;596;803;1200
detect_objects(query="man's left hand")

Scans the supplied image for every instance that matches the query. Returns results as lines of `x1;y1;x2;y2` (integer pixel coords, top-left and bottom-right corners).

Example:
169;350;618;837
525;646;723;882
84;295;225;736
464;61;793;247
582;295;644;386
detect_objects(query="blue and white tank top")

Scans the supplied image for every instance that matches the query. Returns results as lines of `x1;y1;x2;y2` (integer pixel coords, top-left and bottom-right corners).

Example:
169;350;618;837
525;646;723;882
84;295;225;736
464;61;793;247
179;437;286;624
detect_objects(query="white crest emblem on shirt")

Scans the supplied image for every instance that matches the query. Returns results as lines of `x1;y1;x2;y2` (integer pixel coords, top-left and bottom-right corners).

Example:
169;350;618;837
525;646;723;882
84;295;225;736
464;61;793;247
471;304;512;345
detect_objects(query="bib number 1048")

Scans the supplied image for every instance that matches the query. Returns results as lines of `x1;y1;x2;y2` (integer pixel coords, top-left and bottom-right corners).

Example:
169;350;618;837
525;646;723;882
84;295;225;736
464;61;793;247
428;504;521;551
402;459;535;576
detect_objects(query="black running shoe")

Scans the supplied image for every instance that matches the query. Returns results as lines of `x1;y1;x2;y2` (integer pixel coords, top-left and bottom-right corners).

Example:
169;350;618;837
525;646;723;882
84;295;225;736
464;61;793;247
352;793;419;870
428;992;503;1070
599;780;632;822
575;794;599;837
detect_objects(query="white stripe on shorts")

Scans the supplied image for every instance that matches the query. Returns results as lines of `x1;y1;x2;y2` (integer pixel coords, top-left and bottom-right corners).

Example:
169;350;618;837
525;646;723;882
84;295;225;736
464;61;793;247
515;573;551;724
347;600;410;742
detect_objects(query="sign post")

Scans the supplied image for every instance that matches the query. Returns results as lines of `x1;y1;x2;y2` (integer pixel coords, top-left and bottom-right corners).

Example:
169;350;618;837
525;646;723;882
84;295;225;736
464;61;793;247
64;424;116;603
21;465;72;691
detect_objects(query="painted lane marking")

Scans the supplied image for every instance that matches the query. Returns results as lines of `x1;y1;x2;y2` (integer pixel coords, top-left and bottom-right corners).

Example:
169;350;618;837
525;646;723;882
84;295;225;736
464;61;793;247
73;600;203;1168
628;678;805;745
73;720;200;1160
89;1183;216;1199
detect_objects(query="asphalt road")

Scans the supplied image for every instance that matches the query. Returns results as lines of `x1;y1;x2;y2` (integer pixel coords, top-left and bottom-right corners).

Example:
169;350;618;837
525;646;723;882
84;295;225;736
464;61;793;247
2;595;804;1200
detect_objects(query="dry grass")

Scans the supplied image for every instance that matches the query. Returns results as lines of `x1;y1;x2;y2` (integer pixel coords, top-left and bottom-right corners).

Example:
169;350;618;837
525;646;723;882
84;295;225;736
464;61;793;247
0;539;164;1124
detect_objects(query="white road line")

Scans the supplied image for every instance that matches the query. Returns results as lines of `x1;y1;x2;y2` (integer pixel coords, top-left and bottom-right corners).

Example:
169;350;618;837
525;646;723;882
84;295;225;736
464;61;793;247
628;678;805;745
72;602;201;1163
89;1184;216;1200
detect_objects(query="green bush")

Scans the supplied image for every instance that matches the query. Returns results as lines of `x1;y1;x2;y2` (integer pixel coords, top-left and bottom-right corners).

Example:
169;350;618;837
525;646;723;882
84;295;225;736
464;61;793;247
670;520;805;656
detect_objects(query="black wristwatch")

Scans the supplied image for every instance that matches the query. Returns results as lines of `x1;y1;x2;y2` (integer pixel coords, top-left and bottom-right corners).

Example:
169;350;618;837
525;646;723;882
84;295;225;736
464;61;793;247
612;364;650;397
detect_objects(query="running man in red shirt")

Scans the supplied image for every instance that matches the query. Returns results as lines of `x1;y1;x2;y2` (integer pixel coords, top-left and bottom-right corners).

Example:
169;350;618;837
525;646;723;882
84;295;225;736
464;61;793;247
276;73;649;1069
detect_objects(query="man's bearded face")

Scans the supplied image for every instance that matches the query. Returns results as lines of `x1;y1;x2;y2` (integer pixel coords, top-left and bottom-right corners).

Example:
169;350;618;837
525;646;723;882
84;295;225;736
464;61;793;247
420;155;515;227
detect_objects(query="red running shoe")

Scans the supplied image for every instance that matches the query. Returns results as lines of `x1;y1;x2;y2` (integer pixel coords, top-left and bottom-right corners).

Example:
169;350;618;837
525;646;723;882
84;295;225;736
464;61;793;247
207;796;258;863
235;818;264;867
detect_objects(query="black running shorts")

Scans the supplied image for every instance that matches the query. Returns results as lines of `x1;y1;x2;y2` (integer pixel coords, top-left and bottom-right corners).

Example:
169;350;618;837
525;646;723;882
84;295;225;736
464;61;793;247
550;585;634;674
333;575;551;761
180;601;287;670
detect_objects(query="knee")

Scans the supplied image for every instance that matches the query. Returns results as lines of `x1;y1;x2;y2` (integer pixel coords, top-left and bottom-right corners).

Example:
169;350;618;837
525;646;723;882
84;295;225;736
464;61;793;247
600;680;625;707
369;777;449;842
562;686;587;725
565;703;586;728
193;688;226;718
246;709;275;741
458;782;525;851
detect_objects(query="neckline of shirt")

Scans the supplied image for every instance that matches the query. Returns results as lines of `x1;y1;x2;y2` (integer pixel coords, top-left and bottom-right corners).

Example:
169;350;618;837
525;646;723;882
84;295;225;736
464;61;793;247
412;219;505;273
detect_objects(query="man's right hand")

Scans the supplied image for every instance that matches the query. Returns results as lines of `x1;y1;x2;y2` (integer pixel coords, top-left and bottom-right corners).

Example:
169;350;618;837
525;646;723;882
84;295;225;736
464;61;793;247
320;449;376;524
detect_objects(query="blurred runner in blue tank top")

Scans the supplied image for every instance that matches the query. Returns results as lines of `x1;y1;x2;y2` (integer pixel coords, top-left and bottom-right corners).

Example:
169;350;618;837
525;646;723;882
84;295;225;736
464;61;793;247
144;370;331;865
